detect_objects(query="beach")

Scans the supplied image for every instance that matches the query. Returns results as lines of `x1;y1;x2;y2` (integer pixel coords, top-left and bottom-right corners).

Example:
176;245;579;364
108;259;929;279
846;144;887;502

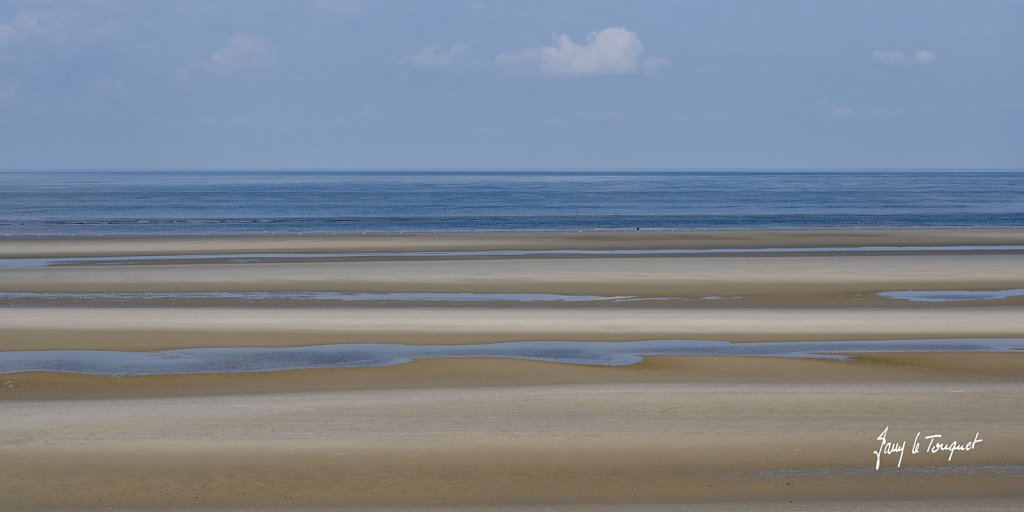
5;0;1022;504
1;230;1022;510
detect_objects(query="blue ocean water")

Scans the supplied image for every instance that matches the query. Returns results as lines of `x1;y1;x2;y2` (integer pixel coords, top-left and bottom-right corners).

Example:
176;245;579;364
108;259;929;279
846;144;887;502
1;170;1022;235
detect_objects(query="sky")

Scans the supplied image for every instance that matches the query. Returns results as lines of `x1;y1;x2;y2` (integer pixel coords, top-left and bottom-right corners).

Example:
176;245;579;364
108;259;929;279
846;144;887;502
0;0;1022;170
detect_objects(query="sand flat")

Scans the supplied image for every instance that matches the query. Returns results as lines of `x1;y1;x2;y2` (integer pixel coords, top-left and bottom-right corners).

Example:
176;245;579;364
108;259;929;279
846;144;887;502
1;381;1021;510
2;230;1023;510
4;254;1024;295
2;352;1022;401
1;306;1023;350
4;228;1024;258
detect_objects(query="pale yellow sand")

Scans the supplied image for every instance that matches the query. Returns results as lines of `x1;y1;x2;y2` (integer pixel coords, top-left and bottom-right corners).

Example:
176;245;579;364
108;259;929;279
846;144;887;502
2;230;1023;510
1;306;1023;350
1;380;1020;510
4;255;1024;299
3;245;1024;351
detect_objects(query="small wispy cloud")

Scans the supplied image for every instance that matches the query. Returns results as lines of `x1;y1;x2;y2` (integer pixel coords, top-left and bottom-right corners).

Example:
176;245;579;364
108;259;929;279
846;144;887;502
404;41;472;68
0;8;117;49
94;77;133;98
915;50;936;64
871;50;908;66
181;33;277;81
209;34;277;71
872;49;936;67
496;27;668;77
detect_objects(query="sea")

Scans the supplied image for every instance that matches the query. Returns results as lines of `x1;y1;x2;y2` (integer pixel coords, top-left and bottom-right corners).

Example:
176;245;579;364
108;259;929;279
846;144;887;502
1;170;1022;235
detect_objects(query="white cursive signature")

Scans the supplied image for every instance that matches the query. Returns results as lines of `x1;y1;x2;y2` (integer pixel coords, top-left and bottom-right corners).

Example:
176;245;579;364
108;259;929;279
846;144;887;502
873;426;983;470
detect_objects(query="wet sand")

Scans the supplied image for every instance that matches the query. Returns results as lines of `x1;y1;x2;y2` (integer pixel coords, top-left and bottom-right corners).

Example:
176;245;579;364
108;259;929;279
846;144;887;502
3;352;1023;400
2;378;1021;510
4;228;1024;258
1;230;1022;510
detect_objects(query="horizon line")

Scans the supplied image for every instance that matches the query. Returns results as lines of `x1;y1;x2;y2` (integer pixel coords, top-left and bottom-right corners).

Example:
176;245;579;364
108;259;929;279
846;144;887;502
2;167;1024;173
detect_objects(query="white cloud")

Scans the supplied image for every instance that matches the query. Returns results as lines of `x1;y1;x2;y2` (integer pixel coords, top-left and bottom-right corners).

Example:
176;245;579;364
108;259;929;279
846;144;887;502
210;34;277;70
404;41;472;68
871;50;907;66
0;8;116;49
872;49;936;66
181;33;277;81
94;77;132;97
0;12;43;47
496;27;668;77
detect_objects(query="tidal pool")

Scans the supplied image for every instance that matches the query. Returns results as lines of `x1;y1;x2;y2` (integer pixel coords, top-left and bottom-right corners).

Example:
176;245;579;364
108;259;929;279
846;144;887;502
1;338;1020;376
878;289;1024;302
0;291;633;303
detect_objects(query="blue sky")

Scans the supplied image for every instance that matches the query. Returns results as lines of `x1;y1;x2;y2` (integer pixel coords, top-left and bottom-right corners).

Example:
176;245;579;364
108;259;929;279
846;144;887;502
1;0;1021;169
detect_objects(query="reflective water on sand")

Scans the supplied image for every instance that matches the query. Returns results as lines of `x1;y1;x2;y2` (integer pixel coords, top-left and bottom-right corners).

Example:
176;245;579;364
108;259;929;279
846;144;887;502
1;338;1020;376
3;245;1024;268
878;289;1024;302
0;291;633;303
